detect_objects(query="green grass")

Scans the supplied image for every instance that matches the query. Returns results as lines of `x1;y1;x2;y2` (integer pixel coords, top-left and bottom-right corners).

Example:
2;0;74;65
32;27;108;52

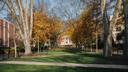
6;50;128;65
38;50;74;56
46;50;73;54
1;49;128;72
0;64;127;72
7;50;107;64
28;54;105;64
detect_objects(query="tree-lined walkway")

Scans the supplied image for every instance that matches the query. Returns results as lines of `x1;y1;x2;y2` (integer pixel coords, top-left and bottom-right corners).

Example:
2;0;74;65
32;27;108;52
0;61;128;69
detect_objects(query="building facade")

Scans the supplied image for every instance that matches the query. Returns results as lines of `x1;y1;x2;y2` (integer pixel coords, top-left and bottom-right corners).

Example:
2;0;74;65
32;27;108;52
57;35;73;46
0;19;15;47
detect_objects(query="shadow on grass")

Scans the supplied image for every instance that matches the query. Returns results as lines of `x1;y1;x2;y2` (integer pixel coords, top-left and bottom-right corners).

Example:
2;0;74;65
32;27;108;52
28;53;106;64
2;48;128;65
59;48;128;65
0;64;128;72
62;47;82;54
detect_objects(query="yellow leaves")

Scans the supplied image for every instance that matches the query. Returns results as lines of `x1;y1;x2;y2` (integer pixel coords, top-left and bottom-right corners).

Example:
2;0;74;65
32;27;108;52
33;12;49;42
32;12;63;43
70;6;96;44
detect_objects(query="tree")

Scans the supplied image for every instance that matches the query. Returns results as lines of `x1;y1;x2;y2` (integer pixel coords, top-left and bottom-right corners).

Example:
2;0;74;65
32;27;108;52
3;0;34;55
48;17;63;48
33;12;50;42
33;11;63;50
32;12;48;53
101;0;122;57
123;0;128;56
71;6;96;49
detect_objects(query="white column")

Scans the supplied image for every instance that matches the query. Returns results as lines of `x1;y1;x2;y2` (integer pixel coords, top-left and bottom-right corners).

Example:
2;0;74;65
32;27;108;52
3;20;6;46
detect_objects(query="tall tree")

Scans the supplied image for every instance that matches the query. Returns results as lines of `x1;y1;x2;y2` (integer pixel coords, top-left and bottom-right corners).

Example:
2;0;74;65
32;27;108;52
101;0;122;57
71;6;95;49
33;11;63;49
123;0;128;56
3;0;34;55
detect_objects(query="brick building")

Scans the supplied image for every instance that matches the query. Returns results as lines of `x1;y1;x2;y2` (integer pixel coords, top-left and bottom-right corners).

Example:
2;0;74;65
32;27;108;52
0;19;15;48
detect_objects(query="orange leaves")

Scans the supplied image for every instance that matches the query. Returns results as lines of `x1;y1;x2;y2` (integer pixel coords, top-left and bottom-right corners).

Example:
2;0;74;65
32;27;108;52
71;6;95;45
32;12;63;43
33;12;49;42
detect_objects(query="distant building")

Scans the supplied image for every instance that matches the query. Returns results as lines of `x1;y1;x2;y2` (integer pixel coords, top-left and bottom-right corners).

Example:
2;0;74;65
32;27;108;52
57;35;73;46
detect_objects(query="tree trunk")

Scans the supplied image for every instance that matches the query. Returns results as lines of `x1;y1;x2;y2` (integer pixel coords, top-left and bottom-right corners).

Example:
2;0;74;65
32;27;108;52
107;35;113;56
4;0;33;55
38;37;40;54
90;43;93;52
123;0;128;56
108;0;122;56
102;0;122;57
101;0;110;57
24;38;31;55
96;30;98;53
102;11;110;57
14;38;17;58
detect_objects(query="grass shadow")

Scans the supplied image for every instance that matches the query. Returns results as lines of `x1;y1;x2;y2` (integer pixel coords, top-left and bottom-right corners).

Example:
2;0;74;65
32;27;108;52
0;64;128;72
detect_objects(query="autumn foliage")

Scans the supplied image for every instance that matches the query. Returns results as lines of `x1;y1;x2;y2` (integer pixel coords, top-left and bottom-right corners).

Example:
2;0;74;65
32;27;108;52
70;6;96;46
32;11;63;47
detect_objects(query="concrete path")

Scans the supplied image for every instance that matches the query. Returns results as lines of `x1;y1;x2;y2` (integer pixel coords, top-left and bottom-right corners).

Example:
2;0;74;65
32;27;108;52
0;61;128;69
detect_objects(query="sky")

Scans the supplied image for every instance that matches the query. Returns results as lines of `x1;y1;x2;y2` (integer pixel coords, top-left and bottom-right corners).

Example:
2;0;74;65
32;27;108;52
35;0;115;20
36;0;86;21
0;2;7;19
0;0;114;21
1;0;85;21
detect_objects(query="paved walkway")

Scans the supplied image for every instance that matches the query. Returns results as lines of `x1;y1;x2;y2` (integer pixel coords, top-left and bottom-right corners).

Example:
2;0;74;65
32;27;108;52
0;61;128;69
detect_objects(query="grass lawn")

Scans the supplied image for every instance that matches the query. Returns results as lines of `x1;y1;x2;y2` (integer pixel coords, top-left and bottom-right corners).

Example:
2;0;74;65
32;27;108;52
0;64;127;72
20;54;105;64
1;49;128;72
7;50;106;64
6;49;128;65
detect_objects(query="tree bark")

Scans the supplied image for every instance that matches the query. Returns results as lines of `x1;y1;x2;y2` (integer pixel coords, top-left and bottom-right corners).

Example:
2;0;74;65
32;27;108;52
108;0;122;56
14;38;17;58
123;0;128;56
24;37;31;55
4;0;33;55
101;0;110;57
38;37;40;54
102;0;122;57
95;30;98;53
